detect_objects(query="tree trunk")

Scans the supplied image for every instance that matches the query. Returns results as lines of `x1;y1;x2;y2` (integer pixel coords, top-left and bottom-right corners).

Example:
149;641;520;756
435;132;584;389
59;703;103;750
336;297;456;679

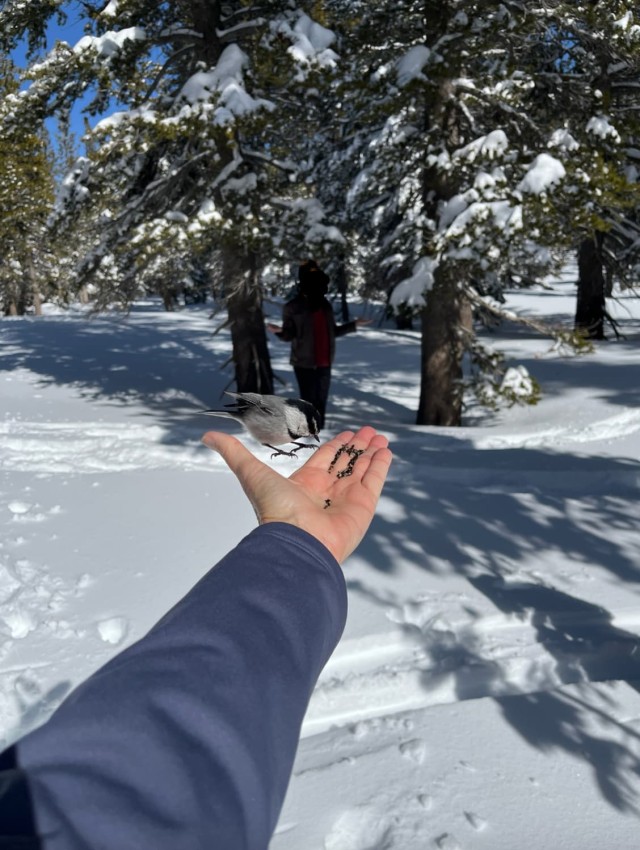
575;235;605;340
4;280;25;316
333;255;350;323
417;270;472;426
162;290;176;312
224;248;274;394
27;254;42;316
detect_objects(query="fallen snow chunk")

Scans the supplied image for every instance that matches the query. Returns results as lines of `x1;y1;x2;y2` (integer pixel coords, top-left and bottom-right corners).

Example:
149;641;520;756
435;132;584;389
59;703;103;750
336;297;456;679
518;153;565;194
97;617;128;645
3;610;37;639
324;806;393;850
8;501;31;515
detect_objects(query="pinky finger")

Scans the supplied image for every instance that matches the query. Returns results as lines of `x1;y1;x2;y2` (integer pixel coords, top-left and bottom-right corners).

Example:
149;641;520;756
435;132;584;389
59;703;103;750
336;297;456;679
361;447;393;500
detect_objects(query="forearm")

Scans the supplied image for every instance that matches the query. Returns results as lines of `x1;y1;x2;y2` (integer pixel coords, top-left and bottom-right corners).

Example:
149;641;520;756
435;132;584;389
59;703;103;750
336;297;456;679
10;524;347;850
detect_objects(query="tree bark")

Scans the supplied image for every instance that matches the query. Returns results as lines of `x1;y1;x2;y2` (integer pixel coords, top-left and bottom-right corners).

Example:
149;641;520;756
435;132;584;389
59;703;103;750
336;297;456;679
4;279;25;316
224;248;274;394
575;235;605;340
333;256;350;323
27;253;42;316
161;290;177;312
417;271;472;426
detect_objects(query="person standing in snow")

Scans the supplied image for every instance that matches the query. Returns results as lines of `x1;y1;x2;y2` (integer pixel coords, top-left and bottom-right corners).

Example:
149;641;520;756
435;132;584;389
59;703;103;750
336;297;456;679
268;259;369;430
0;425;392;850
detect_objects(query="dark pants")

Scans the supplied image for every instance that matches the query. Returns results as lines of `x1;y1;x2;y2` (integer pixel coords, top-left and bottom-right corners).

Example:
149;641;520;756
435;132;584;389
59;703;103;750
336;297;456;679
294;367;331;431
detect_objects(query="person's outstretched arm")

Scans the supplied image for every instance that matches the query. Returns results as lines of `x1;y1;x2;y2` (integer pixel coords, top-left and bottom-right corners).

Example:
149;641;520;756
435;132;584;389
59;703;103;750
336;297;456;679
267;300;300;342
1;427;392;850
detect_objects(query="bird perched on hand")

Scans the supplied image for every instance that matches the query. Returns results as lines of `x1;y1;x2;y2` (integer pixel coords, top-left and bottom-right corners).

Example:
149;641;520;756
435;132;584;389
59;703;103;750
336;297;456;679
202;392;321;458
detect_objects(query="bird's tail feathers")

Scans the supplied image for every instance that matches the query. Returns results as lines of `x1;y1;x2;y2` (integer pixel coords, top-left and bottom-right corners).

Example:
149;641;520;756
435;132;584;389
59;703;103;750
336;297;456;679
202;409;234;418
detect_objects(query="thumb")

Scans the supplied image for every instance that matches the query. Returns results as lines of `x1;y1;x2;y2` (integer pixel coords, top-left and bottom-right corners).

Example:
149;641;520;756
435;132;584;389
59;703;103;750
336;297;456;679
201;430;269;489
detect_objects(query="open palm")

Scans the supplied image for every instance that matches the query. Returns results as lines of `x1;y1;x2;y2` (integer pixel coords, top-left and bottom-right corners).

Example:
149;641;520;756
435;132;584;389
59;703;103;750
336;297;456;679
202;426;392;564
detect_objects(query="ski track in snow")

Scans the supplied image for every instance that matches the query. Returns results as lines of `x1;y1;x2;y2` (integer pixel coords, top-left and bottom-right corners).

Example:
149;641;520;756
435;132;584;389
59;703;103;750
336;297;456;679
475;406;640;451
0;420;204;473
303;601;640;738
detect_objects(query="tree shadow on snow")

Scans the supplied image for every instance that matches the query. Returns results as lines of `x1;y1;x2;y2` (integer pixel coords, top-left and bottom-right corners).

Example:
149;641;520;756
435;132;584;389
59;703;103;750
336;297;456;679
476;574;640;814
0;303;233;445
511;348;640;409
354;438;640;813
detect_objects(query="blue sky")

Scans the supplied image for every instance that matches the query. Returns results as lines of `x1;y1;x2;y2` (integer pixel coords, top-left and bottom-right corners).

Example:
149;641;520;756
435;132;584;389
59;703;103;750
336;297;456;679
12;8;104;150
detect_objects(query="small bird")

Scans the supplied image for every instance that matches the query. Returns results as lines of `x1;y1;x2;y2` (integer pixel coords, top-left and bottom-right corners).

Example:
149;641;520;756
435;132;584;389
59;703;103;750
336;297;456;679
202;392;321;458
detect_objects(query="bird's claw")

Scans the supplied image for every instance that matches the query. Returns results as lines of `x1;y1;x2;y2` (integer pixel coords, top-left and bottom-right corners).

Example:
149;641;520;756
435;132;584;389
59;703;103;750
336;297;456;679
268;442;319;460
269;448;297;459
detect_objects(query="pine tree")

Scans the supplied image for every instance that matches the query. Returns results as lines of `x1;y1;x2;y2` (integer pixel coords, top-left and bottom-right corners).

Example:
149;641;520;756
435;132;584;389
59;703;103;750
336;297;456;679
0;56;55;316
1;0;342;391
319;0;640;424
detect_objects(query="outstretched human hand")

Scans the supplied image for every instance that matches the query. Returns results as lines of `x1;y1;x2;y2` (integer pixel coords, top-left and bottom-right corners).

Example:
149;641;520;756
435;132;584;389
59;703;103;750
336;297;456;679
201;426;392;564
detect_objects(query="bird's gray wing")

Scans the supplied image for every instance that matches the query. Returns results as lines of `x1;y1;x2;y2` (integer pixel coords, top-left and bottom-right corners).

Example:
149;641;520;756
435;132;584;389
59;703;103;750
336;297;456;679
224;392;275;414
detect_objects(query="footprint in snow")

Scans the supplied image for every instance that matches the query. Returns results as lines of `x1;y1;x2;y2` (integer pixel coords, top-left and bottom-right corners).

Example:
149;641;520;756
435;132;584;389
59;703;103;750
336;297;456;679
464;811;487;832
417;793;433;810
434;834;462;850
399;738;427;764
1;609;37;639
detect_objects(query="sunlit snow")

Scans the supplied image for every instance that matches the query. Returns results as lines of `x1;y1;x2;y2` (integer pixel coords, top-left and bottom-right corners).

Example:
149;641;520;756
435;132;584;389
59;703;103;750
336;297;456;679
2;273;640;850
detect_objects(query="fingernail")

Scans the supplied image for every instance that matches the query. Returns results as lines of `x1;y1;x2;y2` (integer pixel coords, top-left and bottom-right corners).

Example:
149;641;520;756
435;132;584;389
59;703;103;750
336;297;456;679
201;433;218;451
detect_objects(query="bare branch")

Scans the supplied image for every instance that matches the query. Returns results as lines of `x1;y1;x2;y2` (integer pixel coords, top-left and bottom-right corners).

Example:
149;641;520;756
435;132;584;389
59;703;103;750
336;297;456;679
462;285;570;339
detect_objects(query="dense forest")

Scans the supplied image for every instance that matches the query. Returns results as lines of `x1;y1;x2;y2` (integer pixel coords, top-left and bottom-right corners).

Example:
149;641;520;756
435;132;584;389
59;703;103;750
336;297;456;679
2;0;640;424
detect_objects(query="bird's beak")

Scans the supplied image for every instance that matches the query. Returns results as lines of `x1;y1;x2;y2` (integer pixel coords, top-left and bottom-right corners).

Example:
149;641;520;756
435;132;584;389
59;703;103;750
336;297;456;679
314;434;320;442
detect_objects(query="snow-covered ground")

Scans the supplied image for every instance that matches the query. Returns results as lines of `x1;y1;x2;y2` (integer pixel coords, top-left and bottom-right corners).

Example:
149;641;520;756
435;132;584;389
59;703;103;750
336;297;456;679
2;276;640;848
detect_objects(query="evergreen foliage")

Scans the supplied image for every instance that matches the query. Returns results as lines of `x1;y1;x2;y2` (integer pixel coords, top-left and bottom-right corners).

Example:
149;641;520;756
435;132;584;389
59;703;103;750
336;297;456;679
320;0;640;422
0;56;55;315
1;0;343;390
3;1;640;416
